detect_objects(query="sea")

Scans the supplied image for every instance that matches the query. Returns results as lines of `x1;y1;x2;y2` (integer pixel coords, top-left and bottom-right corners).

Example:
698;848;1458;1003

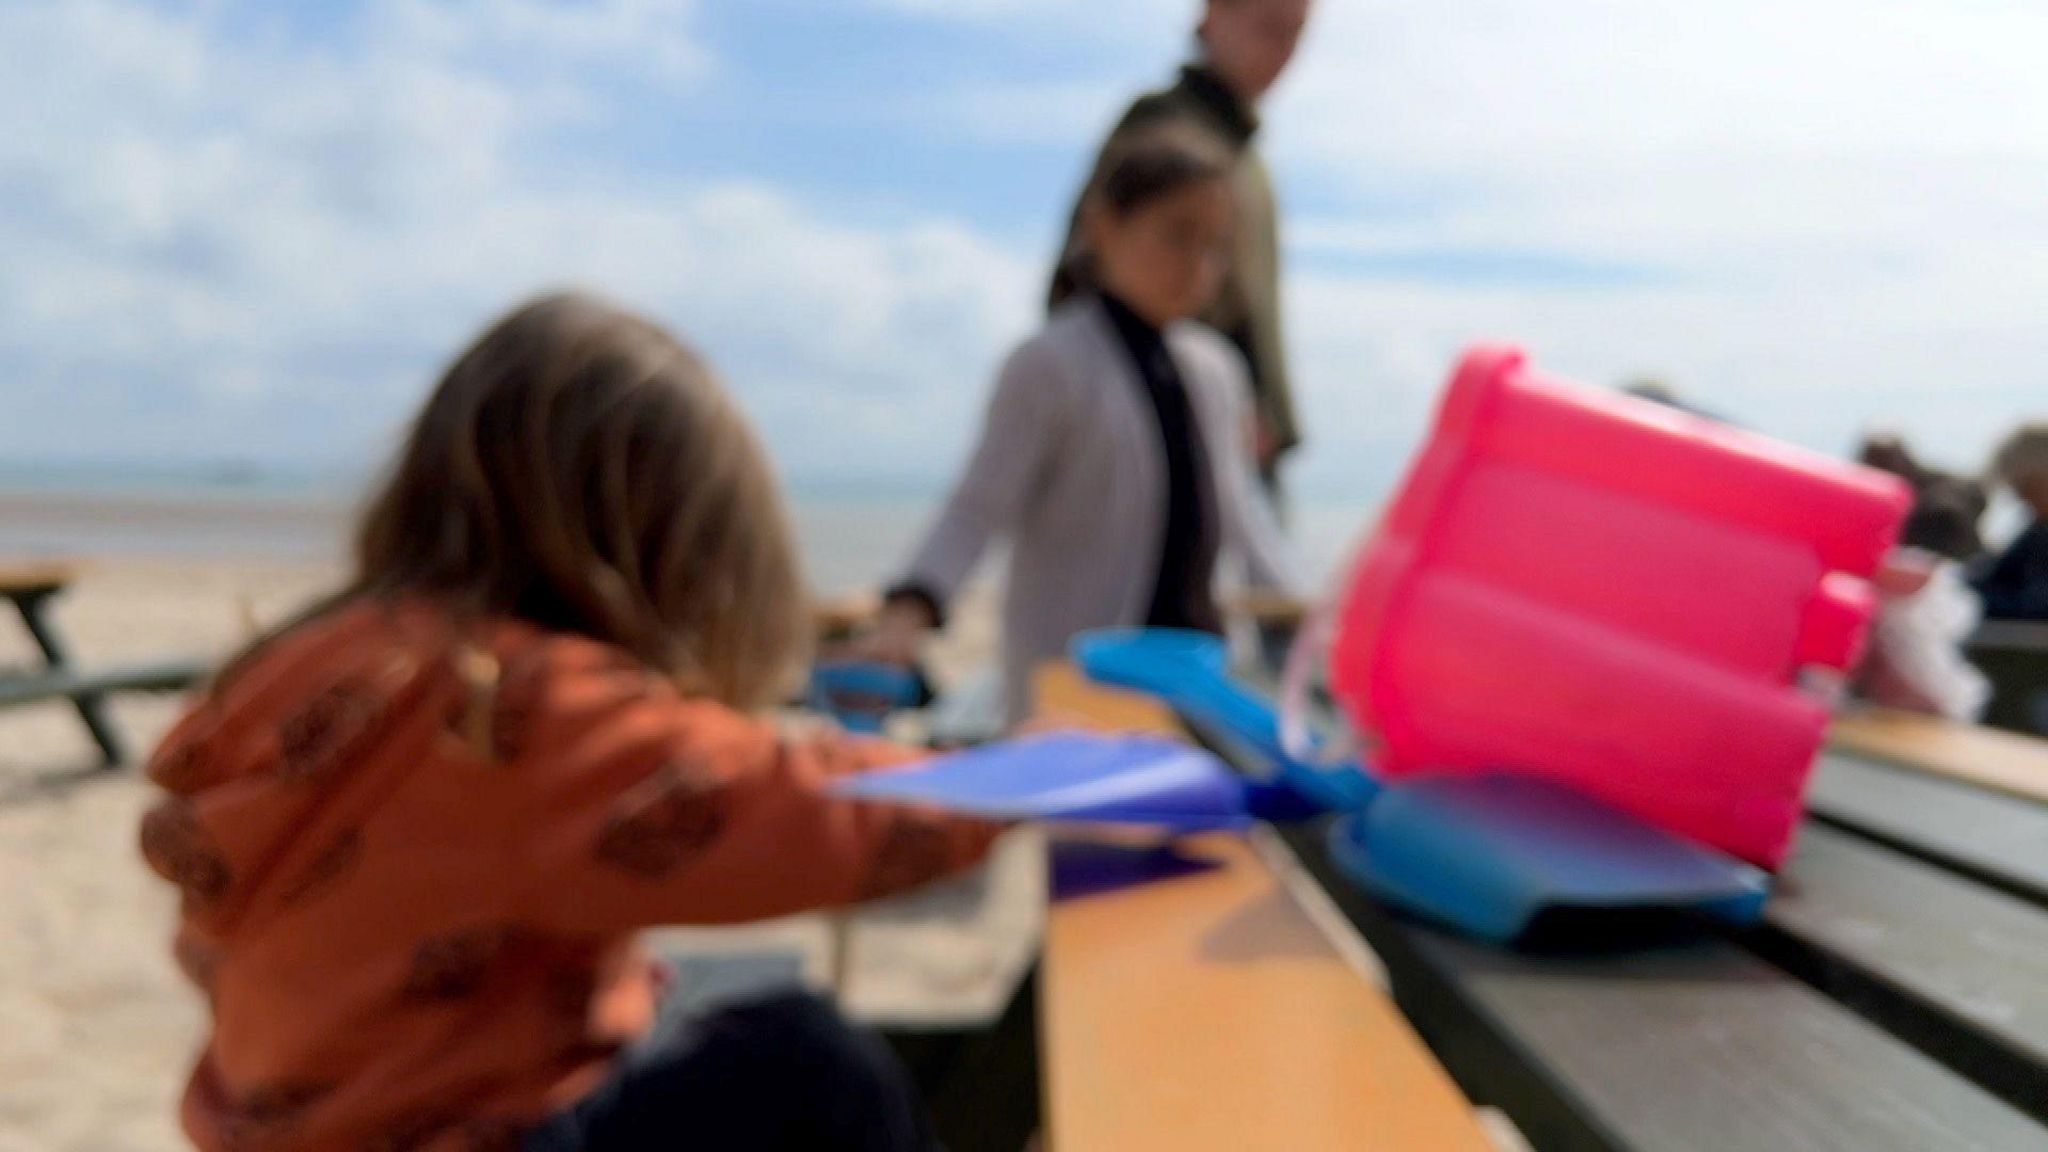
0;465;1379;594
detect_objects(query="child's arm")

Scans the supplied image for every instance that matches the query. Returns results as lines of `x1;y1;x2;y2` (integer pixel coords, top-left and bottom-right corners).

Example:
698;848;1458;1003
890;339;1066;620
516;688;1002;934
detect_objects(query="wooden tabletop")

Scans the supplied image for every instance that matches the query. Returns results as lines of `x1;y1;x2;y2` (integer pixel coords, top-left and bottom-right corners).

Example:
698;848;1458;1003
1032;664;1494;1152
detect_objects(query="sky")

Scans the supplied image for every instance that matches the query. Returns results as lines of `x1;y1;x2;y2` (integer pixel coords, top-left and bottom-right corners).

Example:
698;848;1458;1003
2;0;2045;500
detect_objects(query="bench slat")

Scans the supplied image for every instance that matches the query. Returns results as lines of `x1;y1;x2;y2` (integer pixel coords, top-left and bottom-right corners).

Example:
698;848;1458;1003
1277;820;2048;1152
1758;824;2048;1119
1033;665;1494;1152
1810;754;2048;906
1246;691;2048;1152
1971;621;2048;652
1830;710;2048;806
0;659;209;708
1047;833;1494;1152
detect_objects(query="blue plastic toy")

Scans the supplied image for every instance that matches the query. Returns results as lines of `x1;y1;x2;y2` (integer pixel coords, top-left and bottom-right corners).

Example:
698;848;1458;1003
808;661;926;734
1073;628;1771;944
829;732;1254;833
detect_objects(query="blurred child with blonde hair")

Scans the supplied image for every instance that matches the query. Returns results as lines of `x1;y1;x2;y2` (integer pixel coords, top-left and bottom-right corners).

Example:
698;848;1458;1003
142;292;997;1152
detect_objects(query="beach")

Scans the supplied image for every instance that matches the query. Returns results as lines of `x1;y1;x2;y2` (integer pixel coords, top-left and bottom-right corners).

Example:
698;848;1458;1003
0;555;341;1152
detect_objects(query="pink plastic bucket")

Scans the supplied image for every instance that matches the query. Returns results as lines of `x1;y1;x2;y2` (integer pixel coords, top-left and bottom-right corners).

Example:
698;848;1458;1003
1329;346;1911;869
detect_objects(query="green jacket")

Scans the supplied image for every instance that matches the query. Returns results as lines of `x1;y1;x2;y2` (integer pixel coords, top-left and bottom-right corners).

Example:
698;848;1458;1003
1051;66;1299;458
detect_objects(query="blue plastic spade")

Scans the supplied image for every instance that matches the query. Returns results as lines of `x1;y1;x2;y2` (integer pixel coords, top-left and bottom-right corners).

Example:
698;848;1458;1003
830;732;1255;833
1072;628;1771;944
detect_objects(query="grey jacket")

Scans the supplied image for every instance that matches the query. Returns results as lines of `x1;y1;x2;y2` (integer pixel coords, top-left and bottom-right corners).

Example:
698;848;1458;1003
900;297;1303;722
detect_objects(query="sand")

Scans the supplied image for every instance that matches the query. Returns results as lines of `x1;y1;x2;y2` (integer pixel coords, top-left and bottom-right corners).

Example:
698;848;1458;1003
0;559;338;1152
0;557;1034;1152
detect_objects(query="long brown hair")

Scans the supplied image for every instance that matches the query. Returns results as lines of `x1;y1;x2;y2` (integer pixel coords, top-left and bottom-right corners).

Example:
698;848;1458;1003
244;292;808;710
1050;125;1236;307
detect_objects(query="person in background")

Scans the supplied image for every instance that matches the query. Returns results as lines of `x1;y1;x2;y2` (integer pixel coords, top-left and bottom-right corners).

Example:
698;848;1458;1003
863;128;1302;725
1855;432;1992;720
1972;424;2048;621
1052;0;1316;494
1859;432;1989;564
140;293;999;1152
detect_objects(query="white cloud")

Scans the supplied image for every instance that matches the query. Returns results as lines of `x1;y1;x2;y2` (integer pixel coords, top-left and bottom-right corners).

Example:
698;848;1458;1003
875;0;2048;484
0;0;1034;479
385;0;711;88
861;0;1190;32
3;0;2043;511
901;77;1137;147
1258;0;2048;480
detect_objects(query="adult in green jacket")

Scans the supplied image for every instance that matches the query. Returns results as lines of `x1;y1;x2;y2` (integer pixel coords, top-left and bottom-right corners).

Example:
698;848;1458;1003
1053;0;1315;487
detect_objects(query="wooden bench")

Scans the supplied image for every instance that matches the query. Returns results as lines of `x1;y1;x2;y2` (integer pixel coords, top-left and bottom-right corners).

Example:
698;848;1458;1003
1031;664;1497;1152
1;562;210;767
1213;687;2048;1151
1809;752;2048;903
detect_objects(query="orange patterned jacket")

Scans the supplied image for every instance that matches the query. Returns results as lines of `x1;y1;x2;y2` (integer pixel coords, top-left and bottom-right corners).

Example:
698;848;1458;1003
141;599;998;1152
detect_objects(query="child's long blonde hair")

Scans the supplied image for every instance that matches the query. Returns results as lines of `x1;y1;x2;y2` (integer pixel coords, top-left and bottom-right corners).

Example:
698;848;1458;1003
244;292;808;710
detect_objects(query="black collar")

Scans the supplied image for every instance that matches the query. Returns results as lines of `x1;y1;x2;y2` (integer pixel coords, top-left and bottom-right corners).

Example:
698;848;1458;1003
1178;64;1259;144
1098;291;1167;360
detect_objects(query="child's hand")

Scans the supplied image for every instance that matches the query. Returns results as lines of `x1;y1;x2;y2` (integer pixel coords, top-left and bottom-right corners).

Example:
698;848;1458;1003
842;602;931;668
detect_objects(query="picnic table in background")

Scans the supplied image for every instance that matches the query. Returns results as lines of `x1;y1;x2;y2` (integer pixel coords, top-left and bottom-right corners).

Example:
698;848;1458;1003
812;590;882;645
1030;663;1501;1152
1966;619;2048;737
0;561;209;767
1164;673;2048;1151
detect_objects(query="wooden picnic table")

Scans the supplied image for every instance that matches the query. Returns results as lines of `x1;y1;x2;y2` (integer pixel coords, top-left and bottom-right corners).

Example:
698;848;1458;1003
813;591;883;644
1031;664;1499;1152
1166;687;2048;1151
1;561;209;767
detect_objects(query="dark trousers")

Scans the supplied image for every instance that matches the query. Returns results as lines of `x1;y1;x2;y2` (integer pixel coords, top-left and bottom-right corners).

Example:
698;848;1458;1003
884;967;1040;1152
526;992;938;1152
